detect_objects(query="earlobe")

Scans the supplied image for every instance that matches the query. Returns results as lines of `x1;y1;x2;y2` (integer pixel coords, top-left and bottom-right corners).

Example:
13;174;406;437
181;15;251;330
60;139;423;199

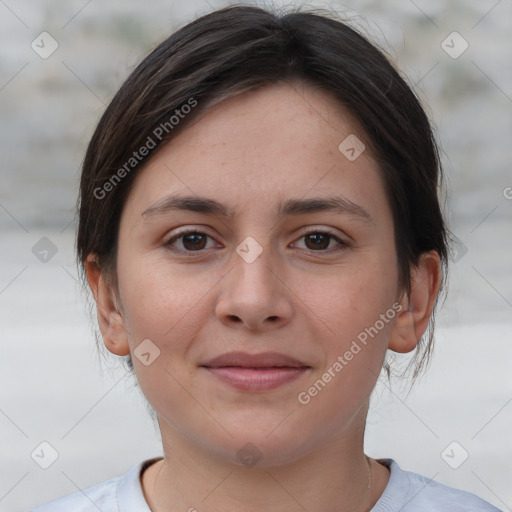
388;251;442;354
85;254;131;357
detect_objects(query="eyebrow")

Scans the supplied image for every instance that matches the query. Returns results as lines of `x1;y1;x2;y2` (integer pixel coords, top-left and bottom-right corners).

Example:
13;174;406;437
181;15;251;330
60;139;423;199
141;193;372;223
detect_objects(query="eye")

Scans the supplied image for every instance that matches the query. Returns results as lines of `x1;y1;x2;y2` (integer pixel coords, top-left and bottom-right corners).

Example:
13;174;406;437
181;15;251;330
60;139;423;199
165;229;219;252
292;230;349;252
165;228;349;254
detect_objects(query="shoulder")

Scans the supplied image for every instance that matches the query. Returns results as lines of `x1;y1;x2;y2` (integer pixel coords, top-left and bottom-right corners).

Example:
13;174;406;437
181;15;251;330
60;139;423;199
373;458;502;512
29;458;160;512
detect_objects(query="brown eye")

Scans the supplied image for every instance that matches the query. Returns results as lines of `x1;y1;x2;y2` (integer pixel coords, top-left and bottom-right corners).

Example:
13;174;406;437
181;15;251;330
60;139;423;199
181;232;207;250
292;230;349;252
304;233;331;250
166;230;215;252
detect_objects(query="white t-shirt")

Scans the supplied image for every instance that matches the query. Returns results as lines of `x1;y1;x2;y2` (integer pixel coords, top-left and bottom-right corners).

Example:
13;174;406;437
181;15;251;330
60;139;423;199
30;457;502;511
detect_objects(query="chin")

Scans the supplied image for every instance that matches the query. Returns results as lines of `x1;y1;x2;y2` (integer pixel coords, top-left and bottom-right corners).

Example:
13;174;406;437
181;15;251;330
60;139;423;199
203;426;317;469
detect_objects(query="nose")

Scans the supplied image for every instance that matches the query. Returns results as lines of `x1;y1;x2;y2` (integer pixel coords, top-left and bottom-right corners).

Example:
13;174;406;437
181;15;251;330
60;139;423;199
215;243;294;332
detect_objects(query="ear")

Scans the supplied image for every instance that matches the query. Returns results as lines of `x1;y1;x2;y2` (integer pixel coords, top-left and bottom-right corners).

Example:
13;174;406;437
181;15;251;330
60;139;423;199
85;254;130;356
388;251;442;353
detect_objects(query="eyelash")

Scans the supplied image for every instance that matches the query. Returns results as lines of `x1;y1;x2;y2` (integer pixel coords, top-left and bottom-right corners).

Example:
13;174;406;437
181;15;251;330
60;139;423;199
164;228;350;255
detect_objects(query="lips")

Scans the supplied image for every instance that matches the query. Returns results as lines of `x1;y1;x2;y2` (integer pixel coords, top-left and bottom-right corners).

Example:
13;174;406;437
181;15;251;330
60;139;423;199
200;351;310;391
201;351;309;369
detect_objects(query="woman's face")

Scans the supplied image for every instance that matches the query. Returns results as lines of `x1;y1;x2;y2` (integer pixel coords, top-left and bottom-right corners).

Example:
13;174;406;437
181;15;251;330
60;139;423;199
112;82;402;466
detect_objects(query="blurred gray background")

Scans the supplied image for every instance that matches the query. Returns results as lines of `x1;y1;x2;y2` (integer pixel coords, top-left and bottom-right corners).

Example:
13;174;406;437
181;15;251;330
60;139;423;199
1;1;511;511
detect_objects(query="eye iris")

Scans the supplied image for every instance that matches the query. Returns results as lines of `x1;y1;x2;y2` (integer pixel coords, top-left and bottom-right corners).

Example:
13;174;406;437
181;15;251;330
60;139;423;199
177;232;334;251
183;233;206;250
305;233;330;250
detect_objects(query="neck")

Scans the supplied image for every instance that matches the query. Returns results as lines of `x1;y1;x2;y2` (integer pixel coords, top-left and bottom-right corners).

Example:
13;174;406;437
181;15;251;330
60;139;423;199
142;422;389;512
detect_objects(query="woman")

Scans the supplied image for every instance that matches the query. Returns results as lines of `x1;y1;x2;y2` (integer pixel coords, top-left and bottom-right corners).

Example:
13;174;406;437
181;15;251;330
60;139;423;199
32;5;501;511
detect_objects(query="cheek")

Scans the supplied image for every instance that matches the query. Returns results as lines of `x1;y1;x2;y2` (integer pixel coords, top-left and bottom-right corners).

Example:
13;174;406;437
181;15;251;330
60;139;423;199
294;250;398;404
116;255;213;408
117;254;215;350
300;255;398;340
295;264;397;426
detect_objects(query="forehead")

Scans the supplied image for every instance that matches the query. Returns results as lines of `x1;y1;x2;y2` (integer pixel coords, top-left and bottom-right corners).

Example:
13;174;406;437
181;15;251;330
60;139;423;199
187;81;365;157
122;81;388;221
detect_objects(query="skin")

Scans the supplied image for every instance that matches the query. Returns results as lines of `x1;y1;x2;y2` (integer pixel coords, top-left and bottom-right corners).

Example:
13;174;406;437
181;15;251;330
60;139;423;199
86;81;441;512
